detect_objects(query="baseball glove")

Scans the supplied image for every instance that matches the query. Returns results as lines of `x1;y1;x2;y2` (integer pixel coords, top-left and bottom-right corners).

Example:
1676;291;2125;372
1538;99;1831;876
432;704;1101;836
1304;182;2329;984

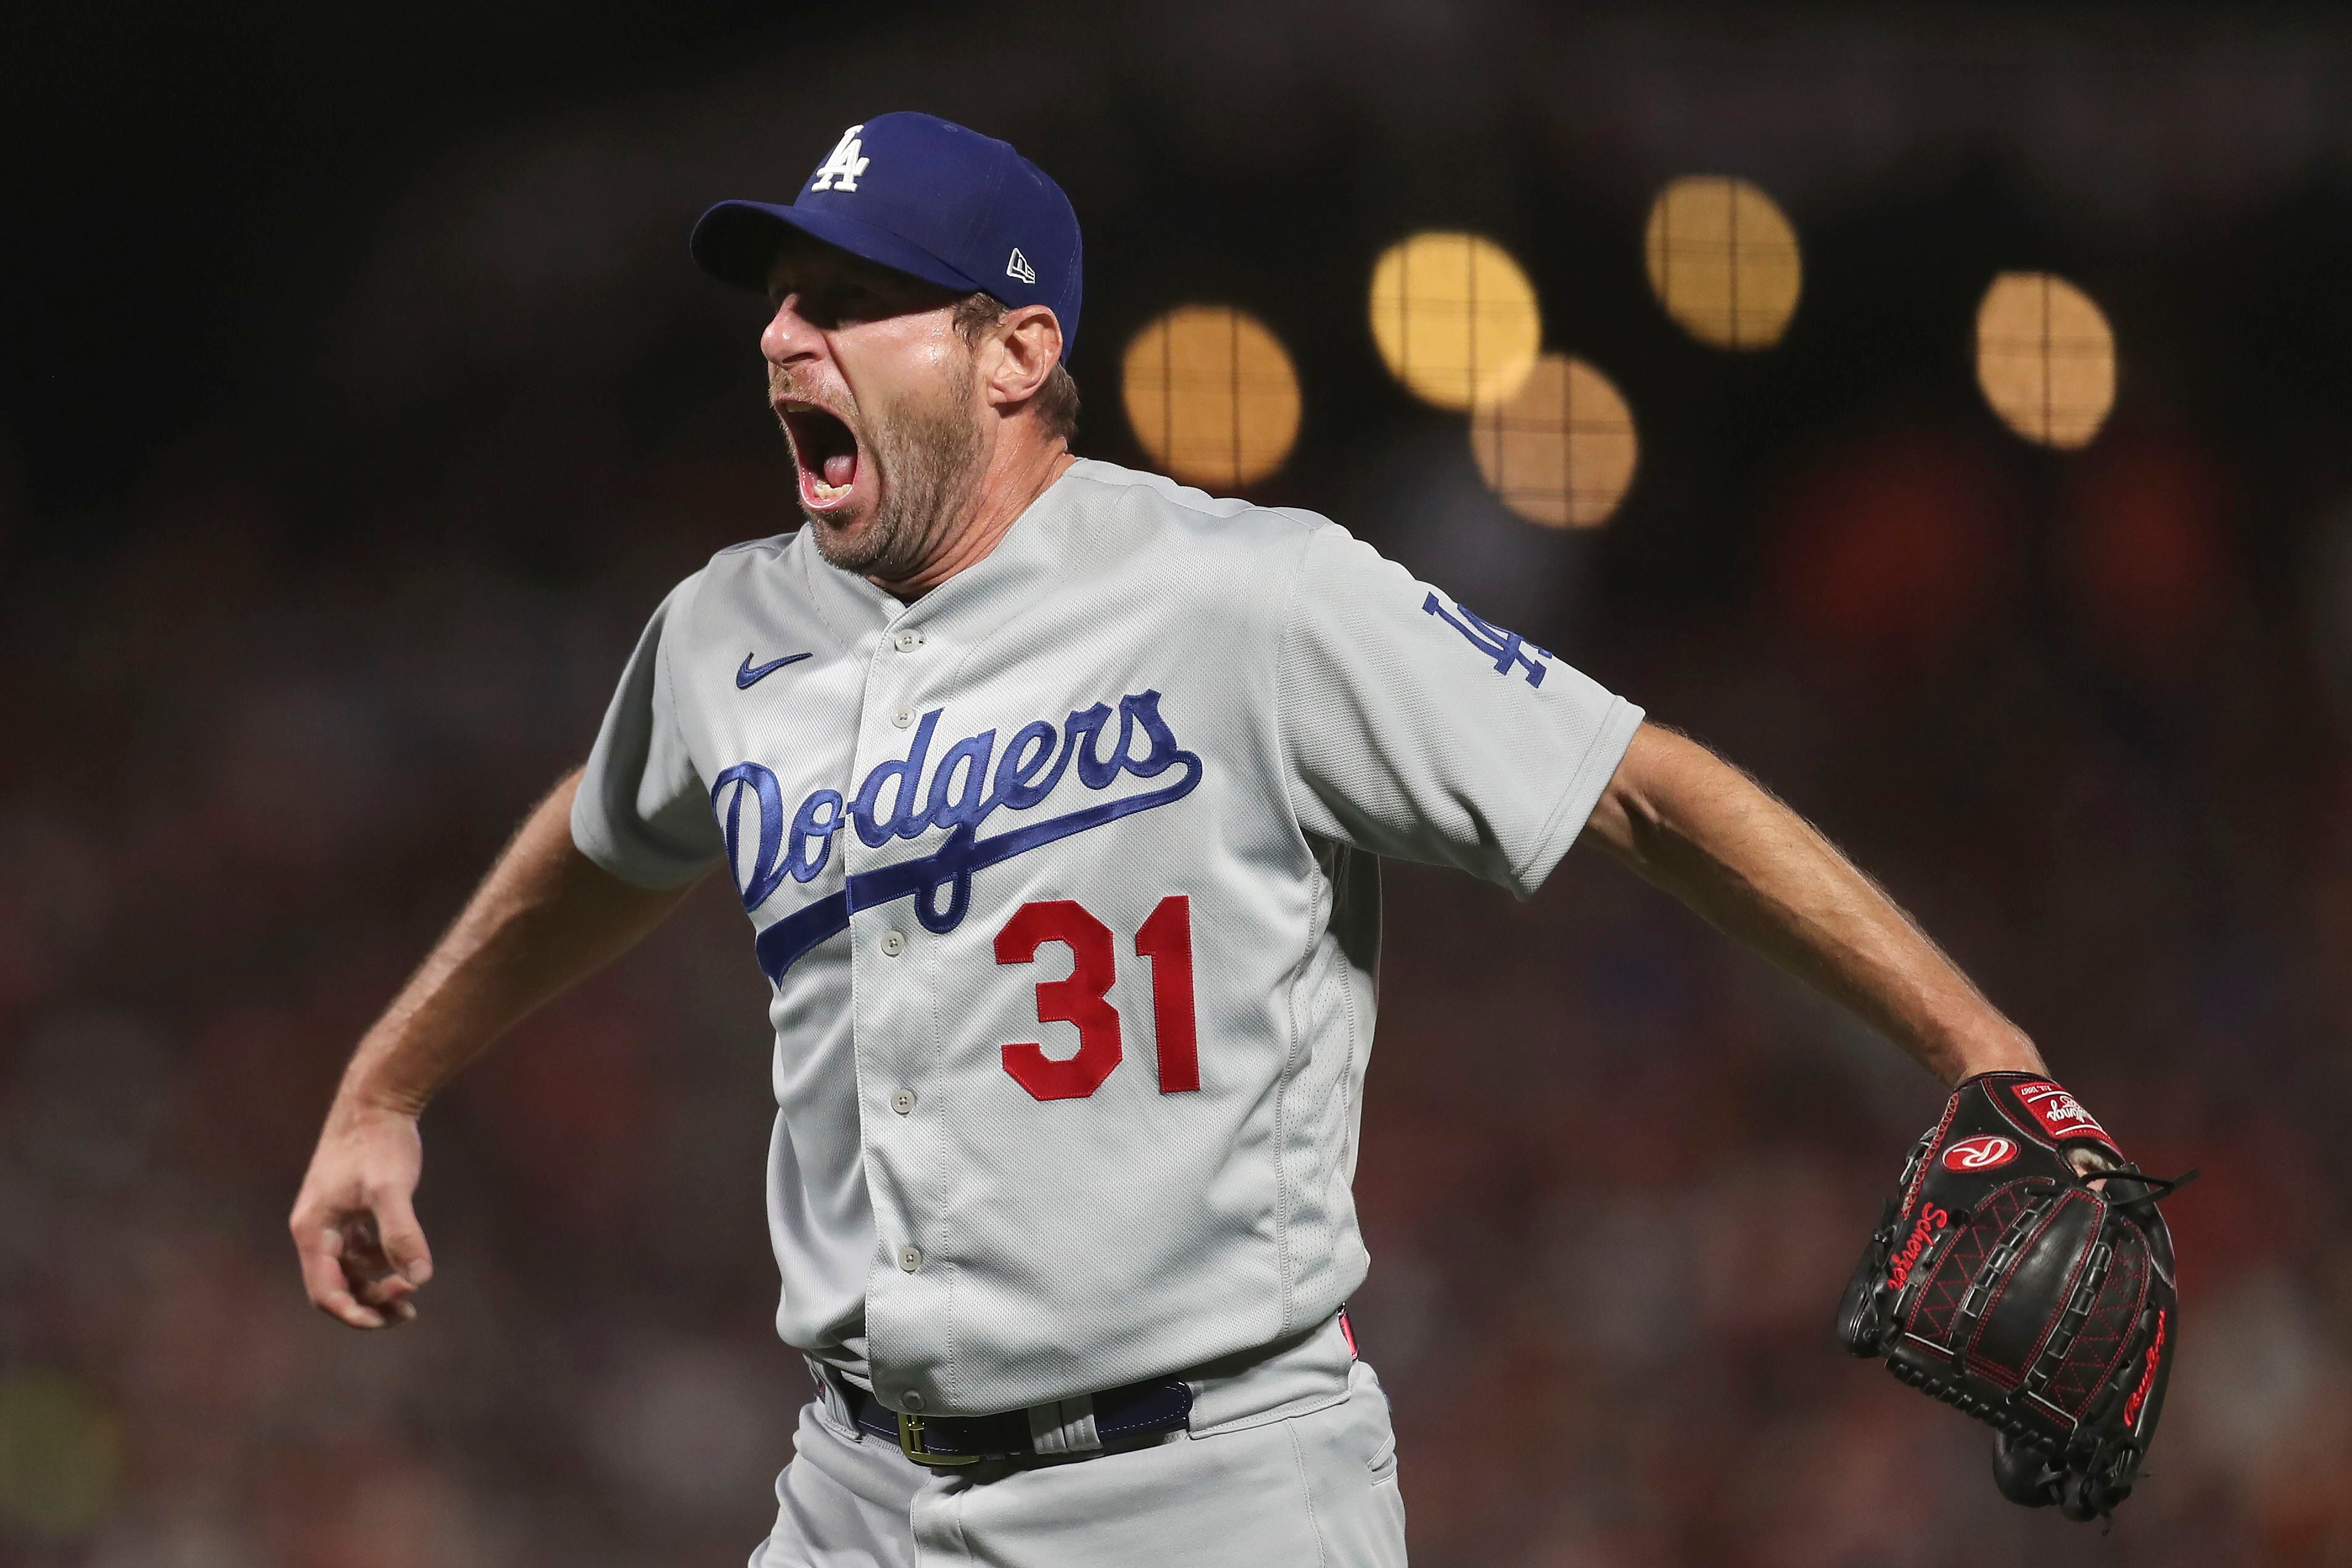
1836;1071;2187;1522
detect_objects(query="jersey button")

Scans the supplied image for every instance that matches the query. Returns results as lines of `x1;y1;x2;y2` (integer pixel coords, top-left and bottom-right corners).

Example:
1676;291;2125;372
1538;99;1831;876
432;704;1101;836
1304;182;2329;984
891;706;914;729
901;1392;925;1411
899;1245;923;1272
893;629;923;653
890;1088;916;1115
880;930;906;957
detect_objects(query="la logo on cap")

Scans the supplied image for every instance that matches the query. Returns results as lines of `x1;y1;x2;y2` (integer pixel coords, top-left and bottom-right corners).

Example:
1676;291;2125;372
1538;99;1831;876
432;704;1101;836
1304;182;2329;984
811;125;870;192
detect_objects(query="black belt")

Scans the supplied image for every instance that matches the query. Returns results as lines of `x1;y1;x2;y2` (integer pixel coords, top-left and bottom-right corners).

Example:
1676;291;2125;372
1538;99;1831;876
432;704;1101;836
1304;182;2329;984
842;1376;1195;1467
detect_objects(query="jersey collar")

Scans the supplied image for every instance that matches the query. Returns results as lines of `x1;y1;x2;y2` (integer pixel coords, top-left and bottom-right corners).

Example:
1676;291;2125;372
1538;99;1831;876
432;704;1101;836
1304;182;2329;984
793;458;1090;636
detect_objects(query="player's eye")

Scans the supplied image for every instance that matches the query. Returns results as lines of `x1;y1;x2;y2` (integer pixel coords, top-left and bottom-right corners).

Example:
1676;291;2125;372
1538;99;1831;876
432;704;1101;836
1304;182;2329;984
783;286;859;329
771;272;909;329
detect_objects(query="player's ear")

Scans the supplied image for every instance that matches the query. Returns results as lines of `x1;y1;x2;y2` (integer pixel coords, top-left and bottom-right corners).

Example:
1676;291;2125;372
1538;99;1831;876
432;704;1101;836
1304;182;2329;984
984;305;1063;411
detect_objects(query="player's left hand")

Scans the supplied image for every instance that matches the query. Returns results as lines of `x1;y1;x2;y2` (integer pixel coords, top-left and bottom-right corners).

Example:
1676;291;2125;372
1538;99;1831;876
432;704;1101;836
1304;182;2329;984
1835;1072;2189;1522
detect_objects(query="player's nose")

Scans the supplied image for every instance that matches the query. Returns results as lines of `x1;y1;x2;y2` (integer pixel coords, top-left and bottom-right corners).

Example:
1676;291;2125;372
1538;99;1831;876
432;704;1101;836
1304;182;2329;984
761;294;825;368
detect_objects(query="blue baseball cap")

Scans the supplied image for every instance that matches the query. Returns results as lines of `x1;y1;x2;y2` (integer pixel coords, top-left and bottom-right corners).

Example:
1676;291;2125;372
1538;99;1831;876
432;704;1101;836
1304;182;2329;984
691;112;1084;360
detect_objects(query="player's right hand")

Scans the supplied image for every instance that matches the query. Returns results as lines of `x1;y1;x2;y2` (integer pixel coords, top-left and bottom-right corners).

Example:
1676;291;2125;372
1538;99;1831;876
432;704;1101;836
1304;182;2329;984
289;1102;432;1329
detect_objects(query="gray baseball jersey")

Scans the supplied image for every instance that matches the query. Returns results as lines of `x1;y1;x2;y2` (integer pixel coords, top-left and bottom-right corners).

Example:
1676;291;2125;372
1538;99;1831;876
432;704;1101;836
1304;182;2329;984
572;457;1642;1418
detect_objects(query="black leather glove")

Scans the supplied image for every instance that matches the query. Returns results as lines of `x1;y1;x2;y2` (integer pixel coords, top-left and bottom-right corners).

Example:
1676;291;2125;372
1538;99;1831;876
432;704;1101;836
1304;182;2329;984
1837;1072;2187;1522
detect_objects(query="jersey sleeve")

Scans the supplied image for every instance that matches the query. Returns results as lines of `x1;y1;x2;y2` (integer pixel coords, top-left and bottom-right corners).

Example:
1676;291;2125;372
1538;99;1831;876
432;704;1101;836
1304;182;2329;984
571;571;724;888
1276;524;1644;897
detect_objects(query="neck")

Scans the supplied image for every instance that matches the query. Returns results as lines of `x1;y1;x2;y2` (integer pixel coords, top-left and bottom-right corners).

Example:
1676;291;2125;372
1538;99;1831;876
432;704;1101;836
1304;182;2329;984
870;433;1075;600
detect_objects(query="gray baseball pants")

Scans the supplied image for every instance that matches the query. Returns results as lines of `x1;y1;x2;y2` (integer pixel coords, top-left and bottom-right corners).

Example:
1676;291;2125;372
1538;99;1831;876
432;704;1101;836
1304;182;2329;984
749;1324;1407;1567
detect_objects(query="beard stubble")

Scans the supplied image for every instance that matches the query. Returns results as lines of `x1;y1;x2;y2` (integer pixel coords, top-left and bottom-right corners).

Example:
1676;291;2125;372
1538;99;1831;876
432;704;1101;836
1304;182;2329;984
780;357;987;584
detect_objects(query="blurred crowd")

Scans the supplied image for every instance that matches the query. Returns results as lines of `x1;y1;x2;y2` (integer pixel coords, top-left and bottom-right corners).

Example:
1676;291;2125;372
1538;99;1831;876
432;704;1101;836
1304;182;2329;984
12;6;2352;1567
4;410;2350;1568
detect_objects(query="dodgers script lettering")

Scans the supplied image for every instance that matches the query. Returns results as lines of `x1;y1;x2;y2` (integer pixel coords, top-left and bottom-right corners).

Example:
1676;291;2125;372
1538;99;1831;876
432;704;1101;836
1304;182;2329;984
708;690;1203;983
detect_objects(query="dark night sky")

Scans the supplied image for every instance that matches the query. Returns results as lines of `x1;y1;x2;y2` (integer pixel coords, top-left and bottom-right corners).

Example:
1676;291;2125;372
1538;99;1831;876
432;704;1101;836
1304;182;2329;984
9;1;2352;618
0;3;818;529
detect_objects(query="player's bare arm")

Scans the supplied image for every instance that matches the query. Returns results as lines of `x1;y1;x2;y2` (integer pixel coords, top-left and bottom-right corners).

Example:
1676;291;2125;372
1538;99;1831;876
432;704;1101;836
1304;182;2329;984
1580;683;2181;1517
1582;720;2045;1086
289;769;703;1329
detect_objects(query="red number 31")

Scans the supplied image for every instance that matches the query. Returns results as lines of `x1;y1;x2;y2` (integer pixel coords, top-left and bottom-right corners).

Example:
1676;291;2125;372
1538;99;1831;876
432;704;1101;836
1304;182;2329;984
995;895;1199;1101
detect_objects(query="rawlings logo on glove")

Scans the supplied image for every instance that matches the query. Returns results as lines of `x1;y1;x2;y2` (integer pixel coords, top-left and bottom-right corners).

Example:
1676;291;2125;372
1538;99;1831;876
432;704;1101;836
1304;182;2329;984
1941;1134;2018;1172
1835;1071;2189;1523
2007;1079;2120;1153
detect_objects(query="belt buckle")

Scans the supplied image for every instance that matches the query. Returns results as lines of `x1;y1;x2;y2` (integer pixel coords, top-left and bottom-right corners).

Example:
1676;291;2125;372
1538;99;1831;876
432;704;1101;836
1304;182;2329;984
897;1411;981;1467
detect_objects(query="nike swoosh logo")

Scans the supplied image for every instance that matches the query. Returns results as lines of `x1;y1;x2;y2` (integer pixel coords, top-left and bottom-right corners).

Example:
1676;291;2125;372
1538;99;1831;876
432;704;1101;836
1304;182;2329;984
737;651;813;689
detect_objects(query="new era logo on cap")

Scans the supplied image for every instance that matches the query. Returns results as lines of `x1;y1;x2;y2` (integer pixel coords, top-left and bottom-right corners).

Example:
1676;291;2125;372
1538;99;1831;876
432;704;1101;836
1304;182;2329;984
689;112;1084;359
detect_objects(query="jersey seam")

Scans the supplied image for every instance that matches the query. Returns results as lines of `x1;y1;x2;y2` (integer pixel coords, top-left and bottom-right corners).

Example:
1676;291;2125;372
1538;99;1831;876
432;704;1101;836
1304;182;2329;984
826;543;887;1402
1271;867;1326;1336
658;566;704;765
1268;523;1323;878
1266;522;1327;1337
1509;695;1643;892
934;944;959;1409
712;530;794;560
1305;931;1349;1318
568;803;708;890
595;566;719;889
931;519;1077;680
1327;884;1362;1276
933;631;992;1412
791;529;860;656
1061;461;1328;534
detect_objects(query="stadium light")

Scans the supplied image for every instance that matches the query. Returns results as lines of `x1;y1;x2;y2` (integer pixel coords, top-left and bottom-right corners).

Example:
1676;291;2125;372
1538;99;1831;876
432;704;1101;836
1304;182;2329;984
1120;305;1302;489
1643;176;1803;350
1367;232;1543;411
1469;353;1639;528
1975;272;2116;450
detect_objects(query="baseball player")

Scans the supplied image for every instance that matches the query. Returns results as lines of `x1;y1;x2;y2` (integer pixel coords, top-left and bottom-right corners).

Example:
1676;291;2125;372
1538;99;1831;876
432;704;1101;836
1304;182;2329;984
290;113;2097;1564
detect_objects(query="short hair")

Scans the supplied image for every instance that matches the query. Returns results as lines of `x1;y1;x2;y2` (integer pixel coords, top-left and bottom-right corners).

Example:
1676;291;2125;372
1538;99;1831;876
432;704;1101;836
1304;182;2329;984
952;293;1080;445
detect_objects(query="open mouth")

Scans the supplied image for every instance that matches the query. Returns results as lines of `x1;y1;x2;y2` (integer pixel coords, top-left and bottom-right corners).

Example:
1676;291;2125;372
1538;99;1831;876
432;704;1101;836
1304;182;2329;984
778;402;864;513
